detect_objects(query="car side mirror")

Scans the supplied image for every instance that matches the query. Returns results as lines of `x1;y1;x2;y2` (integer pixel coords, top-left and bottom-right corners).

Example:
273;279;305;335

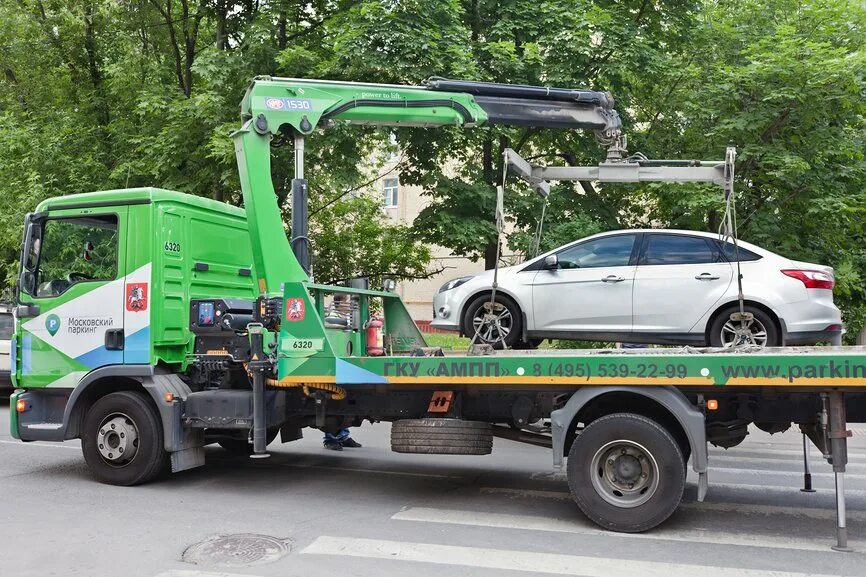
543;255;559;270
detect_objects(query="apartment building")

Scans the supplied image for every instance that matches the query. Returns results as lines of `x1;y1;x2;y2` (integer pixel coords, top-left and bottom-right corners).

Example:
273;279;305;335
373;158;486;322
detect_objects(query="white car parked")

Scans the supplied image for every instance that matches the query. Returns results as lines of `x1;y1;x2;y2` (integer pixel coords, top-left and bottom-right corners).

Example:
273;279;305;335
431;229;843;348
0;304;13;392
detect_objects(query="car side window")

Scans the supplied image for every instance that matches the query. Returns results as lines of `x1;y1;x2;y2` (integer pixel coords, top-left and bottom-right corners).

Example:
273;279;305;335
556;235;636;269
641;234;721;265
34;215;118;298
715;240;761;262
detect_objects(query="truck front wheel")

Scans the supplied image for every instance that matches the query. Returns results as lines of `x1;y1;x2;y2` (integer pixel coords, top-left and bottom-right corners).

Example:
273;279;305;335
567;413;685;533
81;391;167;486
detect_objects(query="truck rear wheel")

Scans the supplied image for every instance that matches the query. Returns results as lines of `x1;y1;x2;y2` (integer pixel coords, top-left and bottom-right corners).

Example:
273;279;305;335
81;391;167;486
391;418;492;455
567;413;685;533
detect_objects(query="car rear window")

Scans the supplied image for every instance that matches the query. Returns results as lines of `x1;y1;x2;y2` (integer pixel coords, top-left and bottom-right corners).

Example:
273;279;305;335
641;234;723;265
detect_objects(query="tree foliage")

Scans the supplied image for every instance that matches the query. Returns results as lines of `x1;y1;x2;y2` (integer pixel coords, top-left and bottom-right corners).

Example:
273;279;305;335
1;0;865;337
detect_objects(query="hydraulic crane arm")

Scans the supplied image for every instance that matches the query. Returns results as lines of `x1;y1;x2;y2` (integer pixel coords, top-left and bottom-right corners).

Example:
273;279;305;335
239;76;621;136
232;76;623;295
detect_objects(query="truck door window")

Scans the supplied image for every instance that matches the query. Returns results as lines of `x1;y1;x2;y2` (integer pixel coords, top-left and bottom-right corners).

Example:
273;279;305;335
34;215;118;298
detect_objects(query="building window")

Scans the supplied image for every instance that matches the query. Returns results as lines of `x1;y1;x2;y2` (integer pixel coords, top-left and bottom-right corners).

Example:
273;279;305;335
383;177;399;208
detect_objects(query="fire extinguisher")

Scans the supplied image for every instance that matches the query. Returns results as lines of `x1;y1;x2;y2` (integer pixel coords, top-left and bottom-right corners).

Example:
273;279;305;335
365;316;385;356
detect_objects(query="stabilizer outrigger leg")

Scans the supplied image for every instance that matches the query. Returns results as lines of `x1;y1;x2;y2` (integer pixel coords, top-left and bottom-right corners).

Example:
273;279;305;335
800;432;816;493
248;323;271;459
827;391;852;551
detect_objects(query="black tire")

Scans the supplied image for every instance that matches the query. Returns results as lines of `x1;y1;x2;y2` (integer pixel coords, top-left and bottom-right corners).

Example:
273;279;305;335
708;305;779;347
391;418;492;455
217;428;279;454
461;294;522;349
512;338;542;350
567;413;685;533
81;391;167;486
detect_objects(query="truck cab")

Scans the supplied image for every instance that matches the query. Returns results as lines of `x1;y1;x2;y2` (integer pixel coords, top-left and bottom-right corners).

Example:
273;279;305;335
12;188;258;438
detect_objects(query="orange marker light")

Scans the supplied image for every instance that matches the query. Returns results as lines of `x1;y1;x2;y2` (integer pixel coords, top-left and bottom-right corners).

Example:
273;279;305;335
707;399;719;411
15;399;27;413
164;392;174;403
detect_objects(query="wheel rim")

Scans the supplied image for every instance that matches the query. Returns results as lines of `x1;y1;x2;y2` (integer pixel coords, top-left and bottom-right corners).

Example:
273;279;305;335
471;302;512;344
590;440;659;508
720;317;768;347
96;412;140;468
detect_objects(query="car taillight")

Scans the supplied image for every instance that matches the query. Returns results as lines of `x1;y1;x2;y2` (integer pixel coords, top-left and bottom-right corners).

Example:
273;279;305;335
781;269;835;290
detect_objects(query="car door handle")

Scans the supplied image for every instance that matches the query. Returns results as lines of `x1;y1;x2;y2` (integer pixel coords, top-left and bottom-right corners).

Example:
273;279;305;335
601;275;625;283
695;273;720;280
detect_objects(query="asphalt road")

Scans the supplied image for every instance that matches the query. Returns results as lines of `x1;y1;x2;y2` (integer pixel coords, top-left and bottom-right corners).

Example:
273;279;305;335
1;400;865;577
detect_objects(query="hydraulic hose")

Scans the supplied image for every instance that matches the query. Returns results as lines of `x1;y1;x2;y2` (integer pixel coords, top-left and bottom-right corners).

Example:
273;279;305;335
265;378;347;401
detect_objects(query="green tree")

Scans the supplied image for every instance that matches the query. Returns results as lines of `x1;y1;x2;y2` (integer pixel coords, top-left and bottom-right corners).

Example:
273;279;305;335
633;0;866;340
310;195;433;286
1;0;865;339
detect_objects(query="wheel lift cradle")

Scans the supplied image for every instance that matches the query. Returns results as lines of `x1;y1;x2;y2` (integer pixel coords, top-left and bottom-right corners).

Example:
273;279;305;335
9;76;863;546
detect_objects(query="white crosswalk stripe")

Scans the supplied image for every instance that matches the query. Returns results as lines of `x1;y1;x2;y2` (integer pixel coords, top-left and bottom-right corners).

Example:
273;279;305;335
709;446;866;461
0;439;79;450
391;506;862;552
709;466;866;480
301;535;845;577
531;469;866;491
708;453;866;471
154;569;256;577
708;481;866;497
478;487;866;521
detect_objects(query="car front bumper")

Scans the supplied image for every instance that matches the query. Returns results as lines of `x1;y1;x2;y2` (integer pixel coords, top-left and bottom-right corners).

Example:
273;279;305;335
430;290;462;332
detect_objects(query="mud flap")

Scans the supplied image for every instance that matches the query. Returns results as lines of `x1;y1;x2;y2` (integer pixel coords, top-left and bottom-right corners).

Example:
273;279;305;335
142;373;205;473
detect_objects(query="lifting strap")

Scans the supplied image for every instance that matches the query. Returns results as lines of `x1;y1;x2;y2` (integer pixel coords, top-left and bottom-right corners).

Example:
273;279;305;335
468;158;509;351
718;147;753;346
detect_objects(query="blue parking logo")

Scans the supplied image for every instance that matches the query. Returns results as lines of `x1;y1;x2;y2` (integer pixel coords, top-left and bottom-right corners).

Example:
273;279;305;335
45;314;60;337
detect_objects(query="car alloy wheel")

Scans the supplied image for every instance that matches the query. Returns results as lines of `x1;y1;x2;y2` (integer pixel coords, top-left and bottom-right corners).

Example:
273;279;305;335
720;316;768;347
471;301;512;344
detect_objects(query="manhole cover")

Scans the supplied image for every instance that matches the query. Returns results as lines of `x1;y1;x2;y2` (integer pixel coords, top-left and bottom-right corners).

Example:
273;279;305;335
183;533;292;567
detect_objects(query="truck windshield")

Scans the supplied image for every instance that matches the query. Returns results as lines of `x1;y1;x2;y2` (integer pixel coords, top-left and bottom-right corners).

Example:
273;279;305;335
32;215;119;298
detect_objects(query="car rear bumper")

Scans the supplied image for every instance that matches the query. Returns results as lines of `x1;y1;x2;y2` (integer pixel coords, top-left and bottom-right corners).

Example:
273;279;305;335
784;327;844;345
777;296;842;344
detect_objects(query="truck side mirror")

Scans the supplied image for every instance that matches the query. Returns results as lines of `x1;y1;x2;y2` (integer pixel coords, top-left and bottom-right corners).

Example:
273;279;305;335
18;270;35;296
543;254;559;270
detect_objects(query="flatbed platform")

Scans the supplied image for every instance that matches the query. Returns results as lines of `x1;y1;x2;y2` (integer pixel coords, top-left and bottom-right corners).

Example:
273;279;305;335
279;345;866;391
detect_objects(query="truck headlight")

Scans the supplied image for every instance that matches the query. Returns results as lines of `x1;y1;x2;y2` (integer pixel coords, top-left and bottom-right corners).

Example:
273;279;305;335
438;276;473;293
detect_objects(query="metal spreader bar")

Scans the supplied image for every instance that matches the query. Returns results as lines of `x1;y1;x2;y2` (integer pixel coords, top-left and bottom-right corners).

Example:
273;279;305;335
504;146;735;192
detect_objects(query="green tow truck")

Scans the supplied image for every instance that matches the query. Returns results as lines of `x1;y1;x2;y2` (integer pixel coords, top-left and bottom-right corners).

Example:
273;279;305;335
9;76;866;546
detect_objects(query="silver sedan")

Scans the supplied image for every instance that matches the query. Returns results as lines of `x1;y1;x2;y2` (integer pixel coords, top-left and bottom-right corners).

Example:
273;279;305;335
431;229;842;349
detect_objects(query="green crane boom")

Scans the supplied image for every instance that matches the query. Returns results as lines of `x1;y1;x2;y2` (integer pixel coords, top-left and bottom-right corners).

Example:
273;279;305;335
231;76;623;295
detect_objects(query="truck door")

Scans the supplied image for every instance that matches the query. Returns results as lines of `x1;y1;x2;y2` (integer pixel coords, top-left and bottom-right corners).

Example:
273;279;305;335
16;208;128;388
